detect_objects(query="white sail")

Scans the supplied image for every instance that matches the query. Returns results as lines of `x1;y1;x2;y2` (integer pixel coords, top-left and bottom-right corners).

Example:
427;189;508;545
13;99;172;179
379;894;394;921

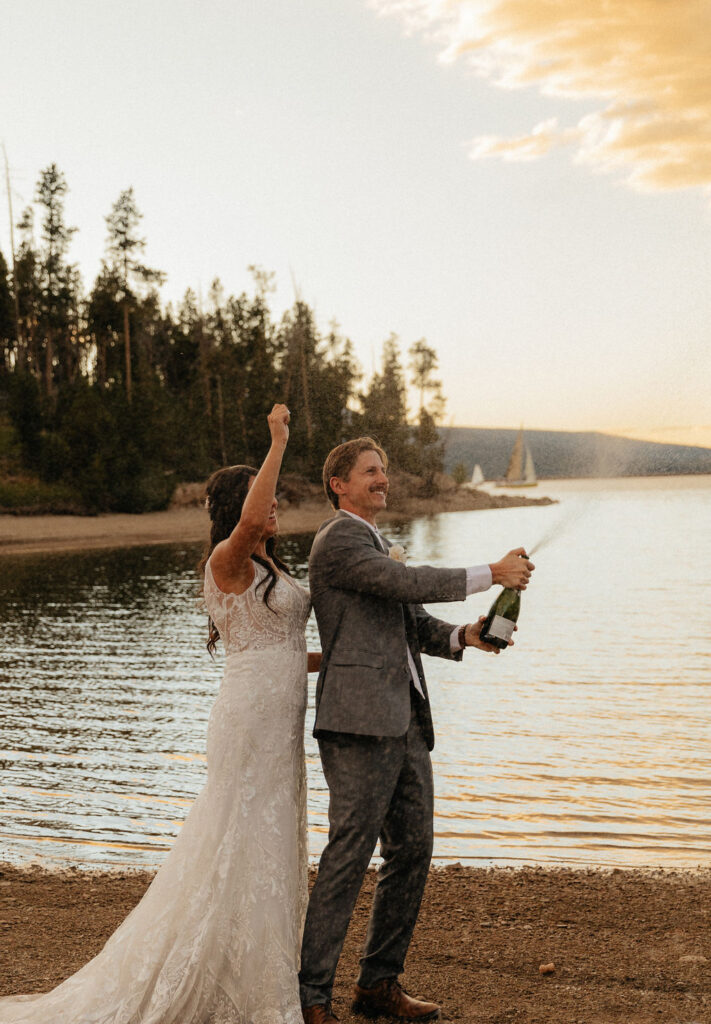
523;443;536;484
504;430;524;483
497;428;538;487
470;463;485;487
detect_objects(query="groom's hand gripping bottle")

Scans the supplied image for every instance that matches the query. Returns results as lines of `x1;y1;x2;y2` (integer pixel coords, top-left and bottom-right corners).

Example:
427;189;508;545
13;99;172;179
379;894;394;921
479;586;521;650
480;550;530;650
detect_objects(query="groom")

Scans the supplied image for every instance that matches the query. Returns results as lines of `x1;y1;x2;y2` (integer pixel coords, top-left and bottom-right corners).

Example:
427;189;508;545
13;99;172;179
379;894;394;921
299;437;534;1023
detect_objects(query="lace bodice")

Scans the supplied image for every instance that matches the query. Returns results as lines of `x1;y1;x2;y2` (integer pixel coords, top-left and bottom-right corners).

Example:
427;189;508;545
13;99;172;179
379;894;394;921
204;559;311;655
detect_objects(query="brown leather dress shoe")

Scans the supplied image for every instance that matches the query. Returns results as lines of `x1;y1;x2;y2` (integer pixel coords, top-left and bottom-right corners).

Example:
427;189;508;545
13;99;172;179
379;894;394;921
352;978;440;1021
302;1002;340;1024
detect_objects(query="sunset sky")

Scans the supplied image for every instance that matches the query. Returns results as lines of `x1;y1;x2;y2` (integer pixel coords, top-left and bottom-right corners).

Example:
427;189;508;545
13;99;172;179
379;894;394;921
1;0;710;447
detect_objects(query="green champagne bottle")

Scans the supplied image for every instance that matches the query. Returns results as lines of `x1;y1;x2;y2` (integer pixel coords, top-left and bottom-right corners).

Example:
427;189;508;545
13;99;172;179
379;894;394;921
479;587;521;650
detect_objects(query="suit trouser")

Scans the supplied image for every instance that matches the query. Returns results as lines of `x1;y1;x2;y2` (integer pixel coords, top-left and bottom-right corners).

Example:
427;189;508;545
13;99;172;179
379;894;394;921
298;698;434;1007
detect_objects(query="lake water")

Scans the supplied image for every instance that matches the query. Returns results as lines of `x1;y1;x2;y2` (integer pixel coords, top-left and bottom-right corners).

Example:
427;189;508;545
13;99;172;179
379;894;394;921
1;475;709;870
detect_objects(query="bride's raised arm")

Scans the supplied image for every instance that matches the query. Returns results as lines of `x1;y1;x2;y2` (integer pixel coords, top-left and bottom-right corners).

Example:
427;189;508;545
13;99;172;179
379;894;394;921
209;403;290;588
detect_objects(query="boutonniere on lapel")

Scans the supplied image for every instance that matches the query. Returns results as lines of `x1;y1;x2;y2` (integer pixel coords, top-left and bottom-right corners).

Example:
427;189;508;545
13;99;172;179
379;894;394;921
388;544;407;564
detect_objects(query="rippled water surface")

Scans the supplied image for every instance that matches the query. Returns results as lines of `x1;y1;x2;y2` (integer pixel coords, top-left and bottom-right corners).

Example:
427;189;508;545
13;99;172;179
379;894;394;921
1;475;709;869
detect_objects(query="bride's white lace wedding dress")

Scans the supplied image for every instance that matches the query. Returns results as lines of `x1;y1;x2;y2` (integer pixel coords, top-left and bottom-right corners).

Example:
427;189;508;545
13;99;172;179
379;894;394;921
0;560;310;1024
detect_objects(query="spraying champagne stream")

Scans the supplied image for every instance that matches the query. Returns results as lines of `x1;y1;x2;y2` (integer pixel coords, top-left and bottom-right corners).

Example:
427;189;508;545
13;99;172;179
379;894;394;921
481;496;597;648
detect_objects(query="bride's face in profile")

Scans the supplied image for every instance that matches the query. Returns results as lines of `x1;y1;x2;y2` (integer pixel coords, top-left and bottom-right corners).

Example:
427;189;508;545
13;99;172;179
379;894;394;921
246;475;279;539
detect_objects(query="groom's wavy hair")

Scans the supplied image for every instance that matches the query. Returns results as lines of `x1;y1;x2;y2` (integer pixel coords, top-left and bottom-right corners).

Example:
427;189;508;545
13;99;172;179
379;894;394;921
198;464;291;656
323;437;388;509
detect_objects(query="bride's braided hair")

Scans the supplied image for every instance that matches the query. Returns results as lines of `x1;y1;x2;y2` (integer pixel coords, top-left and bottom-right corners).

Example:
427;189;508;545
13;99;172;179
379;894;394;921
198;464;291;655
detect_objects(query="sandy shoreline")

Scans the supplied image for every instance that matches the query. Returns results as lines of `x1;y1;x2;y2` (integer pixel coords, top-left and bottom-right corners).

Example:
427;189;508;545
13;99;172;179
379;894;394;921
0;501;346;557
0;504;310;557
0;489;553;558
1;863;708;1022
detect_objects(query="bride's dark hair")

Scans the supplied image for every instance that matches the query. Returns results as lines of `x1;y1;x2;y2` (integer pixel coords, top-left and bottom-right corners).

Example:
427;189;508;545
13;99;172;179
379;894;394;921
198;464;291;655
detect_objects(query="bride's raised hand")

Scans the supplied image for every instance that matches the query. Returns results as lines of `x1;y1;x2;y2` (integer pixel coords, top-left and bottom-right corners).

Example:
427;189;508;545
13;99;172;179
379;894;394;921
268;404;290;448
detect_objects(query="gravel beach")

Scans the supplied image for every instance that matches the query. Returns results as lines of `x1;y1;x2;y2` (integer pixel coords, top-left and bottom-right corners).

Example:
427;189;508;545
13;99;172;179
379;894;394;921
1;863;709;1023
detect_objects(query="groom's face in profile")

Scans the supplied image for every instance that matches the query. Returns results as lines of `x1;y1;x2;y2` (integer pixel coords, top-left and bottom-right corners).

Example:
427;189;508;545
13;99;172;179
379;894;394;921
331;449;389;524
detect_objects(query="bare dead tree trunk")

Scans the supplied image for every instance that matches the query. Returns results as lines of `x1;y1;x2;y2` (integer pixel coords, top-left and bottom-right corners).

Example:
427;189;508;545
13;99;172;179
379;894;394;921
44;326;54;398
123;299;132;403
284;315;313;457
199;318;212;418
3;144;23;368
299;329;313;455
238;395;249;457
96;332;106;387
27;319;39;379
216;376;227;465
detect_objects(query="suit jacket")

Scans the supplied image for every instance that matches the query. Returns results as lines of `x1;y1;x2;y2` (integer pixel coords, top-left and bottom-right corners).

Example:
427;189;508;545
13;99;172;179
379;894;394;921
309;510;467;750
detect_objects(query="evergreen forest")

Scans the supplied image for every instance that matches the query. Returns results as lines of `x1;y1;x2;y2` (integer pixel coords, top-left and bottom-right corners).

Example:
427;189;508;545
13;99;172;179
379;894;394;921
0;165;446;513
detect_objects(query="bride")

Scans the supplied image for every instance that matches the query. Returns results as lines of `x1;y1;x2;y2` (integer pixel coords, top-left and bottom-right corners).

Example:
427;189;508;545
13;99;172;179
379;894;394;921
0;403;317;1024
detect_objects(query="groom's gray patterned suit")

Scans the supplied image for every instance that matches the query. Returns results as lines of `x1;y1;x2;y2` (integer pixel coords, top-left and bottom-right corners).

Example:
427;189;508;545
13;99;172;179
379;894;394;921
298;508;471;1013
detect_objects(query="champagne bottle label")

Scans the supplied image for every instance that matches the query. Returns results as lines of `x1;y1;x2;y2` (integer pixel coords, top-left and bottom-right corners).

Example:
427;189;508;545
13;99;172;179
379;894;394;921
489;615;514;642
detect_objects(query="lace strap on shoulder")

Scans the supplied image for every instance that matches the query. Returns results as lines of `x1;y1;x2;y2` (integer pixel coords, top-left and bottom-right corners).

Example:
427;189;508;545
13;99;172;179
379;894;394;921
203;558;226;605
204;557;264;604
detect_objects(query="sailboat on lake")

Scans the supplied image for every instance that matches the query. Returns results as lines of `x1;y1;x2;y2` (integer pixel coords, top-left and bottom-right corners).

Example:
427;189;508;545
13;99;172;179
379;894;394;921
497;427;537;487
466;463;485;489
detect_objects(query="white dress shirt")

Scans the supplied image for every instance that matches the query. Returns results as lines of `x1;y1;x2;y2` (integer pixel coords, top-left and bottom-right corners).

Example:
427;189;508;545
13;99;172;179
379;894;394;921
340;510;493;696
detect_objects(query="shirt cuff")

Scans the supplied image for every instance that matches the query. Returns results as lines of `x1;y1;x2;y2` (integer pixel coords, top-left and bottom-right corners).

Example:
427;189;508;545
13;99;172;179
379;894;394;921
466;564;492;595
450;625;463;653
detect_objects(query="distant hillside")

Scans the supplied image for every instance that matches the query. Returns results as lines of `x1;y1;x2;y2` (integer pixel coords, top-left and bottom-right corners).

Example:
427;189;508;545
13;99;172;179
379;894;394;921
440;427;711;480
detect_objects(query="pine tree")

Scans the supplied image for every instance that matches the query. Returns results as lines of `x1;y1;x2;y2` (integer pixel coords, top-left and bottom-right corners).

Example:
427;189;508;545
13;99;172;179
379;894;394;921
314;323;360;456
360;334;411;466
14;207;42;381
87;264;124;387
281;301;316;465
104;188;164;402
409;337;444;420
34;164;79;397
451;461;468;486
237;268;281;461
408;338;446;491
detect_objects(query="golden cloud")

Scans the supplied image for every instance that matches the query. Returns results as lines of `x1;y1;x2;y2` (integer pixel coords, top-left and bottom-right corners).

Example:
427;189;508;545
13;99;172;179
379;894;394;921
372;0;711;192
